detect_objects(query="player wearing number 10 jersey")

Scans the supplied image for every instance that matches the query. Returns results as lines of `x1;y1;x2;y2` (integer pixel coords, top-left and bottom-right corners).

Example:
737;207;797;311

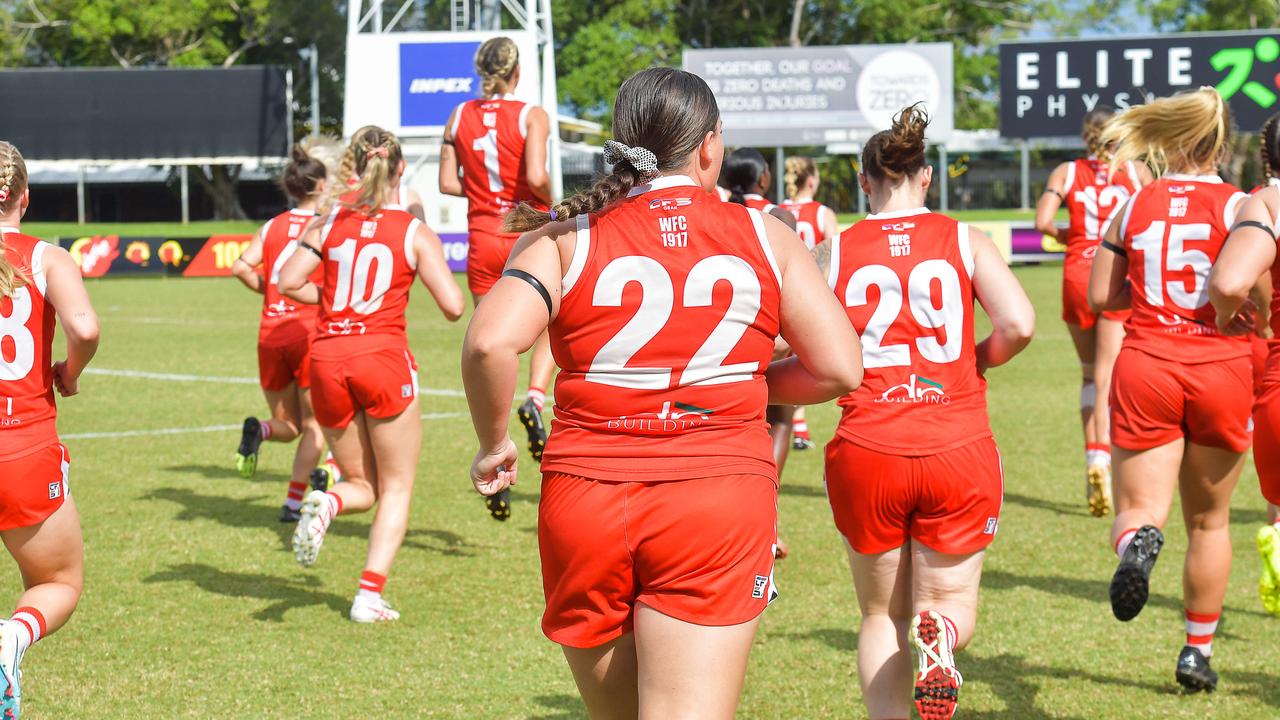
279;127;464;624
462;68;861;719
0;141;101;719
1091;88;1251;692
820;105;1035;720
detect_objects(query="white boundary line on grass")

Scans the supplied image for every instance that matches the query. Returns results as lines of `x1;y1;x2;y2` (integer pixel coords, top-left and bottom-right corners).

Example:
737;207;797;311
84;367;467;397
63;412;468;440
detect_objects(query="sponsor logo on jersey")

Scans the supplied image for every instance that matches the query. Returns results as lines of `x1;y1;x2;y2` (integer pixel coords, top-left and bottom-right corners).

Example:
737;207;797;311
876;374;951;404
887;232;911;257
407;77;474;94
1169;197;1189;218
288;222;303;239
657;215;689;248
1152;313;1220;336
606;400;713;432
881;221;916;232
984;517;998;535
752;575;769;599
360;221;378;239
48;481;61;500
326;319;368;336
649;198;693;211
265;299;296;318
1169;184;1196;195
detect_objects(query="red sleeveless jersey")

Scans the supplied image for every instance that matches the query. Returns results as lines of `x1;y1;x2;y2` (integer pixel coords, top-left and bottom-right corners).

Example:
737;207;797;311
828;209;989;455
450;95;547;223
259;209;323;347
1062;158;1140;281
311;207;422;360
741;194;777;214
0;230;58;461
778;199;830;249
542;175;783;481
1116;174;1249;362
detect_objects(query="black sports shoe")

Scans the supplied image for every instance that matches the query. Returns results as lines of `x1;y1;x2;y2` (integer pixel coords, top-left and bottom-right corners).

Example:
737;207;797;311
486;488;511;522
310;467;334;493
1110;525;1164;621
516;398;547;463
236;417;263;479
792;436;816;451
279;504;301;523
1176;645;1218;693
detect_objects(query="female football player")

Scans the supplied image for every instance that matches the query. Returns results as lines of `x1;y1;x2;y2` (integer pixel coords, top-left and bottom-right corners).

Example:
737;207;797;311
0;140;101;719
462;67;861;719
1091;87;1251;692
279;126;464;623
819;105;1035;720
1035;107;1150;516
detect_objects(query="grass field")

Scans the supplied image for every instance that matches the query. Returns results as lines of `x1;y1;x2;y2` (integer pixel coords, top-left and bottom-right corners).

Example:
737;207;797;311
9;241;1279;719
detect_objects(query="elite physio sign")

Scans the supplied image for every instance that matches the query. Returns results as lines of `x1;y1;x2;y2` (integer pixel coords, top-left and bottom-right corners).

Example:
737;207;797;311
683;44;954;146
999;30;1280;138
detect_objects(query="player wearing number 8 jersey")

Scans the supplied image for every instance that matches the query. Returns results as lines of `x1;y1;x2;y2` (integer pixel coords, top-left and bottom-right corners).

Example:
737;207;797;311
0;141;100;719
1090;88;1251;692
279;127;464;623
462;68;861;719
817;105;1035;720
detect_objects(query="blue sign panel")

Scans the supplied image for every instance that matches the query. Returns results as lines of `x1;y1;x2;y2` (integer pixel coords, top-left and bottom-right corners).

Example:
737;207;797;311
400;41;481;127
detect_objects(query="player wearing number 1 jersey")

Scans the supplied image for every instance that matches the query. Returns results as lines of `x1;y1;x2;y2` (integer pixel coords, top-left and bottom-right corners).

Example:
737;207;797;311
462;68;861;719
0;141;101;719
279;127;464;623
1091;88;1250;692
1037;108;1152;517
818;106;1035;720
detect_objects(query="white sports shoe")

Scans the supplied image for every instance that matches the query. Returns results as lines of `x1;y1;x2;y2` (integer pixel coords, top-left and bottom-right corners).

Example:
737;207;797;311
910;610;962;720
0;622;23;719
350;595;401;623
293;490;335;568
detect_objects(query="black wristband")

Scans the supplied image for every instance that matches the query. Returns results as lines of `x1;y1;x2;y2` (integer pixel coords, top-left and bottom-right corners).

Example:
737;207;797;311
1231;219;1277;239
1100;239;1126;256
502;269;553;317
301;243;323;260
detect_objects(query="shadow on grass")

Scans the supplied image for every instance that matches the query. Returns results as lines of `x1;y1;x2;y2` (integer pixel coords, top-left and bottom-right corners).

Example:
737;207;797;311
144;563;349;621
779;483;827;499
142;487;476;558
527;693;587;720
982;569;1272;621
166;463;289;485
1001;491;1090;517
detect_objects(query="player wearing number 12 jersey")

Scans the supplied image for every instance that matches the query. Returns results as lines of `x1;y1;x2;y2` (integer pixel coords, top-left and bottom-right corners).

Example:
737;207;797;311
279;127;464;623
819;106;1034;720
462;68;861;719
0;141;101;719
1091;88;1251;692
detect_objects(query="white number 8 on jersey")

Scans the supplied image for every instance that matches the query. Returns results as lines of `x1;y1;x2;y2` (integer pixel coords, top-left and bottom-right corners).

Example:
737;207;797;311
0;288;36;381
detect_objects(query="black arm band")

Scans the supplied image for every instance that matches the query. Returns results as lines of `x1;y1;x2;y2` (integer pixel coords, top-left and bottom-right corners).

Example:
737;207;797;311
502;269;553;317
1100;239;1126;256
301;243;323;260
1231;219;1277;239
1044;188;1064;200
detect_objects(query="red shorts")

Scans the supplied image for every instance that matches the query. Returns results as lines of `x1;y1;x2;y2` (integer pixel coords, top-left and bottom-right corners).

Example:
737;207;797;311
1062;273;1127;330
258;338;311;391
309;347;418;429
1109;346;1252;453
539;472;778;649
1252;335;1270;398
0;443;69;531
824;436;1003;555
1255;383;1280;505
466;225;518;297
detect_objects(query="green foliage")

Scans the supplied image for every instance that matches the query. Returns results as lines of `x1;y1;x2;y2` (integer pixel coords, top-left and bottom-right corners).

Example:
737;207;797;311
1144;0;1280;32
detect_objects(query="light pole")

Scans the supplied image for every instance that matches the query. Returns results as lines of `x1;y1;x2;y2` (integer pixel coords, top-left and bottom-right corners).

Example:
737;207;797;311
284;37;320;138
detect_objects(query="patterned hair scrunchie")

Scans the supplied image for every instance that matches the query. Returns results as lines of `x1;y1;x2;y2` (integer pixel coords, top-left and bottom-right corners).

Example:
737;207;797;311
603;140;659;182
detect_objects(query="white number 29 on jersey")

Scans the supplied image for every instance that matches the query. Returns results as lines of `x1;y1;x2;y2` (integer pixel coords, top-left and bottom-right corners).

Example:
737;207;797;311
586;255;763;389
0;288;36;382
846;260;964;369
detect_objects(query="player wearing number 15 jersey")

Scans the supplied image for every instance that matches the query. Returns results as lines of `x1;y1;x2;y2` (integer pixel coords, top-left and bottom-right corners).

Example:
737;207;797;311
279;127;464;624
1091;88;1251;692
0;141;101;720
820;105;1034;720
462;68;861;719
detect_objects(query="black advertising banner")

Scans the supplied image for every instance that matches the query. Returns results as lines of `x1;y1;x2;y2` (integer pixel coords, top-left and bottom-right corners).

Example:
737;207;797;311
999;31;1280;138
59;235;254;277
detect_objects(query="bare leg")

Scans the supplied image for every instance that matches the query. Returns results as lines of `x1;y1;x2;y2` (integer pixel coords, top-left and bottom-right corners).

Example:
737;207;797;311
1092;317;1125;449
767;405;796;476
633;602;760;720
321;415;378;515
847;543;913;720
1110;440;1183;549
1179;443;1244;615
261;385;302;443
1;497;83;637
561;635;639;720
1065;323;1099;449
361;397;422;576
911;545;985;651
289;388;326;491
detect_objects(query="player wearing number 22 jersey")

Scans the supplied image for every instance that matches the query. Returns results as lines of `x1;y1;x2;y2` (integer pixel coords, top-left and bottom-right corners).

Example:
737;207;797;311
824;210;1004;556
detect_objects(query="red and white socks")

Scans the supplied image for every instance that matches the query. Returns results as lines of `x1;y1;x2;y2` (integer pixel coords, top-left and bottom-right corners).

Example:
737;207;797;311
358;570;387;602
321;491;343;520
1115;528;1138;558
526;387;546;414
6;607;45;658
794;419;811;442
259;421;273;442
284;481;308;511
1185;610;1220;656
1086;442;1110;469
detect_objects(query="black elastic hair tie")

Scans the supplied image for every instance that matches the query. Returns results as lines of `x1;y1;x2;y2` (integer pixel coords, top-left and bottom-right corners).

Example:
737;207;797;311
1232;219;1277;239
301;243;323;260
503;269;553;317
1100;239;1126;256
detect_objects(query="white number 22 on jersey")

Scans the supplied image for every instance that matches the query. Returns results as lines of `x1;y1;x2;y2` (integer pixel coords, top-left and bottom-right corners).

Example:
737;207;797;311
0;288;35;382
586;255;762;389
328;239;394;315
846;260;963;369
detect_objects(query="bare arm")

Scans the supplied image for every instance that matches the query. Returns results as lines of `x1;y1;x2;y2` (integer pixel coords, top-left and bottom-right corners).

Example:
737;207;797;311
820;205;839;243
969;228;1035;372
278;221;323;305
523;106;553;204
1088;200;1132;312
439;107;465;198
412;222;465;322
231;227;266;294
43;247;100;397
1209;191;1278;334
762;213;862;404
401;186;427;224
1034;163;1068;240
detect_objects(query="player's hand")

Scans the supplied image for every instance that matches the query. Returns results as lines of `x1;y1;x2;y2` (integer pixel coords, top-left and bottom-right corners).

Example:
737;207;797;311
52;361;79;397
471;437;518;496
1220;299;1259;337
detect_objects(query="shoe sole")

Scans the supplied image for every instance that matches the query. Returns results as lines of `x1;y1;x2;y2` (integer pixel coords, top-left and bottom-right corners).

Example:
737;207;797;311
910;612;959;720
1110;527;1163;622
516;406;546;463
1258;526;1280;617
1086;467;1110;517
486;488;511;522
1176;667;1218;693
292;494;326;568
235;418;261;479
309;467;332;494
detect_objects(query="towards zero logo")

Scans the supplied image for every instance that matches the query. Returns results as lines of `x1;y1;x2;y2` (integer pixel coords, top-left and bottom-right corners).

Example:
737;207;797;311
1212;36;1280;108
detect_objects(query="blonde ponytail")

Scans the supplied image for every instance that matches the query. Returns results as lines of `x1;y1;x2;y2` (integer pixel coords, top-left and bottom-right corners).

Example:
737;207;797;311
1102;88;1232;176
343;126;404;213
0;142;29;297
784;156;817;200
475;38;519;98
